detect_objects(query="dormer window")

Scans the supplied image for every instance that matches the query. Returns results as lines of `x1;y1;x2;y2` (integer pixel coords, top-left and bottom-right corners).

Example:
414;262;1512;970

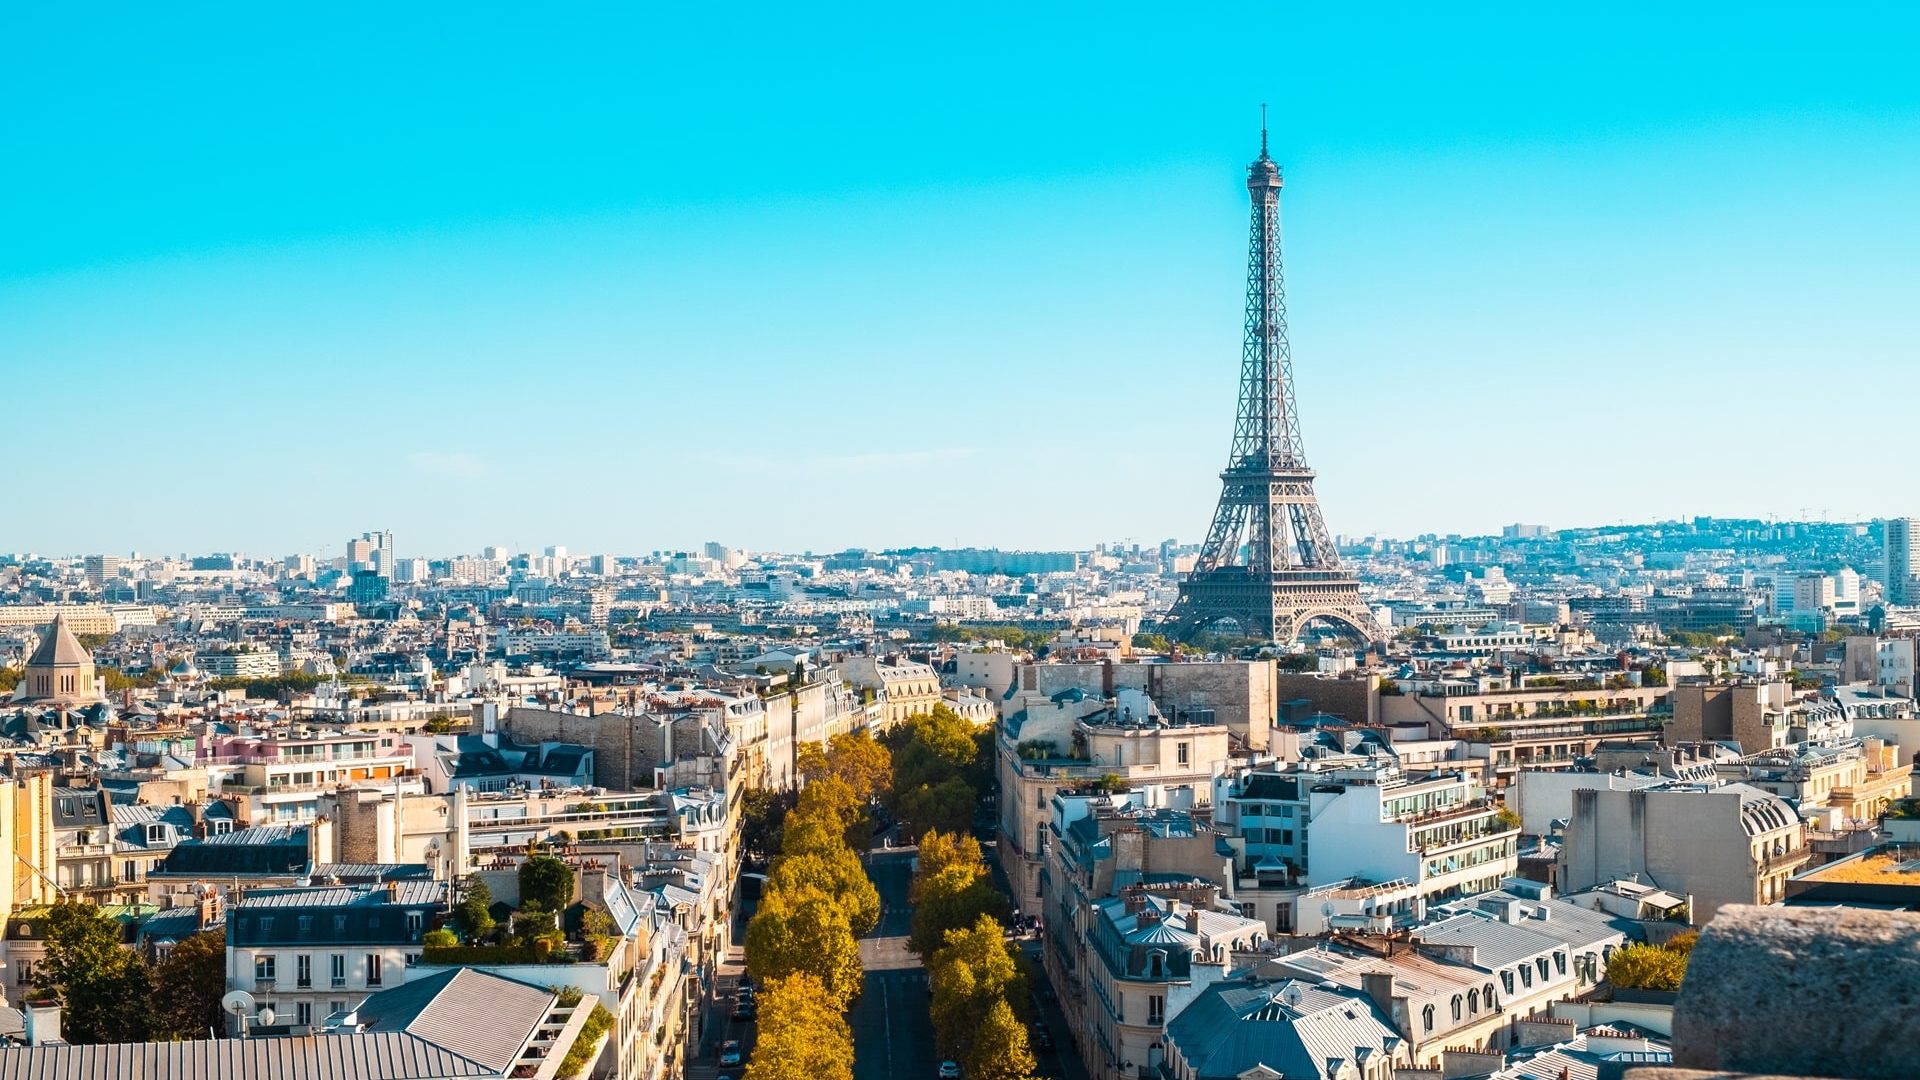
211;820;233;835
146;824;168;844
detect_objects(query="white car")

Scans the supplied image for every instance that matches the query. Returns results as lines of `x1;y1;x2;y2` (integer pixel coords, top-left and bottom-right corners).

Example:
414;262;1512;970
938;1062;961;1079
720;1040;743;1066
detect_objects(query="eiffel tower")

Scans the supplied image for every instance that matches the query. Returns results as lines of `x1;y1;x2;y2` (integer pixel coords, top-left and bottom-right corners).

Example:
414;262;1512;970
1167;124;1379;645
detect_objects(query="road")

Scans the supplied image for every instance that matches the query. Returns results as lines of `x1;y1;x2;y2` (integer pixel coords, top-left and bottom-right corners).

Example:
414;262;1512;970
851;849;940;1080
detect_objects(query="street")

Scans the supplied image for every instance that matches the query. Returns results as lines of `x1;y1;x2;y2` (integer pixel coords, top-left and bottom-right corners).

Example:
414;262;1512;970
851;849;940;1080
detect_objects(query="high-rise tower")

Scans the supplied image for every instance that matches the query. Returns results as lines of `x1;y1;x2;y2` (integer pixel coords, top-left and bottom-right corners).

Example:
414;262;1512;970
1166;127;1378;644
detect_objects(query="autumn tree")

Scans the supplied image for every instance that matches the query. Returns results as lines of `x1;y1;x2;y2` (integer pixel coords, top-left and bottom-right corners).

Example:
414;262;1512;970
745;886;865;1008
33;902;151;1044
743;973;854;1080
910;830;1008;956
767;847;880;938
966;996;1036;1080
150;930;228;1039
799;731;892;800
928;915;1029;1064
1604;940;1690;991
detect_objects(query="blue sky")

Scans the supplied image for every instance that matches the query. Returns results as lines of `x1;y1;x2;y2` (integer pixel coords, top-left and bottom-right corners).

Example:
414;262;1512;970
4;4;1916;559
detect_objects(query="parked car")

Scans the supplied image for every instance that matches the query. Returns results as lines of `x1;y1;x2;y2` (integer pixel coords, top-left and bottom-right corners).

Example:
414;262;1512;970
732;1001;756;1021
1031;1024;1053;1050
938;1062;962;1079
720;1040;743;1066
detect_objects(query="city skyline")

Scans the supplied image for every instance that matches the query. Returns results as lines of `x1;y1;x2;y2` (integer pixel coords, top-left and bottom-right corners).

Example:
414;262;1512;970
6;6;1918;556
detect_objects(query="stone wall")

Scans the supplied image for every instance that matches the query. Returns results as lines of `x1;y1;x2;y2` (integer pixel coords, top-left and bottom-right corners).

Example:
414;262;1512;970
499;705;636;790
1661;905;1920;1080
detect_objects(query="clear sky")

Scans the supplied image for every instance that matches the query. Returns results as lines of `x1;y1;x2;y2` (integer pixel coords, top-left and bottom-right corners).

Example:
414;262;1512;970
4;4;1916;560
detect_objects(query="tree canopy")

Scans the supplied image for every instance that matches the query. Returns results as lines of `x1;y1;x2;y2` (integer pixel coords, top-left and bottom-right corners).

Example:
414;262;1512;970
519;854;575;913
1605;937;1694;991
743;973;855;1080
150;930;228;1040
744;886;865;1009
767;847;880;938
798;731;892;801
33;902;151;1044
928;915;1030;1065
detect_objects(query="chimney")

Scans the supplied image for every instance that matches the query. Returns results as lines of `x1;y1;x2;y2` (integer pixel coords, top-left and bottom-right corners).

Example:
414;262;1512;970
385;879;401;902
197;892;224;931
23;1002;61;1046
1361;970;1407;1036
1186;909;1201;934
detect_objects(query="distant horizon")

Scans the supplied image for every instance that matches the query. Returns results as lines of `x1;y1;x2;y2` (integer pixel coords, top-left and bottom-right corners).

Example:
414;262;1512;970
4;512;1896;565
6;7;1915;556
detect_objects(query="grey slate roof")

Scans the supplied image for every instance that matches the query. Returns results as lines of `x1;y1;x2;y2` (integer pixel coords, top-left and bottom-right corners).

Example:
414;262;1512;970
355;967;555;1073
1165;977;1403;1080
0;1030;500;1080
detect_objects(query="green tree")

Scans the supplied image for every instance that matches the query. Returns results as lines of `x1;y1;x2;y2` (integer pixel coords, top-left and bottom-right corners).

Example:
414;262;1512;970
519;854;575;913
895;776;975;841
454;876;496;940
745;887;865;1008
149;930;228;1039
743;973;855;1080
965;996;1037;1080
0;668;21;693
912;864;1010;957
913;830;984;898
741;787;798;858
33;902;151;1044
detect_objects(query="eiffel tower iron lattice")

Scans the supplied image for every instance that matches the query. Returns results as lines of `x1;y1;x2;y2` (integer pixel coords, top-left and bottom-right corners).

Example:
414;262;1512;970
1166;127;1380;645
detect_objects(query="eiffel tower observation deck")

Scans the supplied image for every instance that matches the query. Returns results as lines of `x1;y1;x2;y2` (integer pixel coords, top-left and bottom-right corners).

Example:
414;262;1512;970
1167;124;1379;646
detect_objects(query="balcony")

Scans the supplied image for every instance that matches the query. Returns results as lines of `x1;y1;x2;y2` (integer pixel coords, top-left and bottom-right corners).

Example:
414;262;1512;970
1386;800;1498;826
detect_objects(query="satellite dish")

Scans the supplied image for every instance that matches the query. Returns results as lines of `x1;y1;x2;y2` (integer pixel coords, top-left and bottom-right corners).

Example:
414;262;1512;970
1320;902;1336;919
222;990;255;1016
256;1006;276;1027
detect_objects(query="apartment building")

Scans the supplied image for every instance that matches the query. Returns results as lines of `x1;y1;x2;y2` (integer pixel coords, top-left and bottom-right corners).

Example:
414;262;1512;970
836;654;942;729
1559;781;1810;923
226;879;448;1031
1076;888;1268;1080
204;732;424;824
1718;738;1912;822
996;687;1232;904
1380;675;1670;786
1300;763;1521;903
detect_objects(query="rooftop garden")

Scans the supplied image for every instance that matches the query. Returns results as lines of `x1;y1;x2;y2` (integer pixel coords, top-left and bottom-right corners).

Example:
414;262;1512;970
426;851;622;966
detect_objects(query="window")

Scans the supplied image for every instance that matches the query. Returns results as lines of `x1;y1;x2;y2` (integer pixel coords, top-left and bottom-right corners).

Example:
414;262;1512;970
366;954;383;986
298;915;314;934
1468;989;1479;1013
211;820;233;835
1501;971;1514;996
296;954;312;988
255;956;276;985
1484;982;1495;1005
406;911;424;937
331;954;347;988
1553;952;1566;977
122;860;137;883
259;917;275;936
1535;957;1550;981
296;1001;313;1027
1519;964;1533;989
145;823;167;844
333;915;347;932
1176;742;1190;766
1148;995;1164;1025
1422;1005;1434;1032
1451;995;1462;1022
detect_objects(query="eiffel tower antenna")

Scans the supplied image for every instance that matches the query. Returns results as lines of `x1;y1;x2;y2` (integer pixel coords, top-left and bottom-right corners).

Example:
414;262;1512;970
1165;124;1379;645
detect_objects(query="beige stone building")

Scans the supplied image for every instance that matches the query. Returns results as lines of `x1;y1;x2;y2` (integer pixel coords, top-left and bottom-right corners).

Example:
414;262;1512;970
836;655;941;730
996;686;1233;904
1559;781;1810;923
13;616;106;705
